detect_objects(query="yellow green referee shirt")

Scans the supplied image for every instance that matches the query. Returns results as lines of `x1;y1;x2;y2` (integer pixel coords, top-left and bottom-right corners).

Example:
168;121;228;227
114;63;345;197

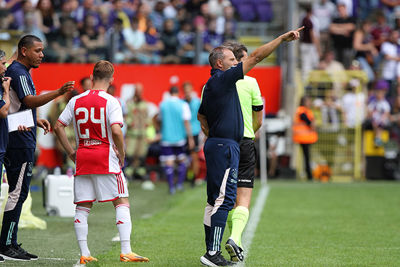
236;75;263;139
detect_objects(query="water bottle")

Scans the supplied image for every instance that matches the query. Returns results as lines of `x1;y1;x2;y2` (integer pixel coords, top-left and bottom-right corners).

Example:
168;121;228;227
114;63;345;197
54;167;61;176
66;167;73;178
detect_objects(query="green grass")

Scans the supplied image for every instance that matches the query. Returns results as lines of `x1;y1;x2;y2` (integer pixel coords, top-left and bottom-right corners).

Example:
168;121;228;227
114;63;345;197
3;180;400;266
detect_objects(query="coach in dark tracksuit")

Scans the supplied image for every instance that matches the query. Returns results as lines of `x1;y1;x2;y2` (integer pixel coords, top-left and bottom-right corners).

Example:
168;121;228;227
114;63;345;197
198;27;303;266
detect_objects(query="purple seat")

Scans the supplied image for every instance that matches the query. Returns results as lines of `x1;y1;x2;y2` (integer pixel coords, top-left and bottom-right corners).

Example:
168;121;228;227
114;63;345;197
236;3;256;21
256;2;273;22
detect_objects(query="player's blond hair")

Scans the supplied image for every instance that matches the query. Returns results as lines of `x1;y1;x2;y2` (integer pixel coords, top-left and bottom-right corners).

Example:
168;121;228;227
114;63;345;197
93;60;114;81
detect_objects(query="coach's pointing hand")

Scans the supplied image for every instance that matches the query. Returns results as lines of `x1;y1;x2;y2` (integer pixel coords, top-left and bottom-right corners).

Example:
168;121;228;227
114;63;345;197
58;81;75;95
281;26;304;42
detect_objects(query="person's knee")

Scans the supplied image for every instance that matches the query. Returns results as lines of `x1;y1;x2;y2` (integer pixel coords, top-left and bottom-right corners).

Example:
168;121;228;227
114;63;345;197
113;197;129;207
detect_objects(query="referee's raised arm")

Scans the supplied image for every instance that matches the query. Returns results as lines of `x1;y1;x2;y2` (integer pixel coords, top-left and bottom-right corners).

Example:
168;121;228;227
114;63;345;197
242;27;304;75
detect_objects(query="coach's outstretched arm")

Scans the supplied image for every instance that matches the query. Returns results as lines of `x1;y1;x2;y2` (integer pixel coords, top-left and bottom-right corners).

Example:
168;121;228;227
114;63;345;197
23;81;75;109
242;27;304;75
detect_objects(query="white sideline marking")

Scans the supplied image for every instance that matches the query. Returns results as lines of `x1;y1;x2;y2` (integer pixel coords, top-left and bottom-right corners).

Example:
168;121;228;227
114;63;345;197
240;185;270;266
40;257;66;261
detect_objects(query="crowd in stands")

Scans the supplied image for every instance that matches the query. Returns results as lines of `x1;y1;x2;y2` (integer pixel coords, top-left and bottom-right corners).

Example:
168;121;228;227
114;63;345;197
300;0;400;149
0;0;243;64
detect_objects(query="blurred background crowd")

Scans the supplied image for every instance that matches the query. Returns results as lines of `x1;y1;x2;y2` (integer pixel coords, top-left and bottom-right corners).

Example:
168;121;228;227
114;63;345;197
2;0;400;185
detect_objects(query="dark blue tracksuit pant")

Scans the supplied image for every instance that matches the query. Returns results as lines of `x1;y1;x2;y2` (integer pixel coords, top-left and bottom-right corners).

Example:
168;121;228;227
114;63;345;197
0;148;34;248
203;137;239;251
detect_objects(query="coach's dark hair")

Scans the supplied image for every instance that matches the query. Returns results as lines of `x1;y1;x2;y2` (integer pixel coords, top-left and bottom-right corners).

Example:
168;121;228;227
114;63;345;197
0;50;5;60
93;60;114;81
223;41;247;62
18;35;42;53
209;46;228;68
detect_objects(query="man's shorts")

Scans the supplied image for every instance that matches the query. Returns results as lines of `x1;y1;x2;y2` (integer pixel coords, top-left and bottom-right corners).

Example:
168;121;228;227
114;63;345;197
159;144;187;163
74;172;129;204
238;138;256;188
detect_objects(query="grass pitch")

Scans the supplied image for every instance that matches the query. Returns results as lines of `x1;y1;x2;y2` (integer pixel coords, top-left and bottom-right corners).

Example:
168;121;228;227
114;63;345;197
3;180;400;266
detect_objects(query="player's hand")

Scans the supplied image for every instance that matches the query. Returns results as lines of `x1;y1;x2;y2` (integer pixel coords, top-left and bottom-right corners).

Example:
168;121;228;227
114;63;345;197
281;26;304;42
37;118;51;135
2;77;11;92
68;150;76;162
58;81;75;95
188;136;195;151
17;125;31;132
113;145;125;168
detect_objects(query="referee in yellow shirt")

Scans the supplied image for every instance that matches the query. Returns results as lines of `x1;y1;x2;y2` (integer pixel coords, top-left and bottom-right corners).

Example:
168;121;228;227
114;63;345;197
223;41;264;262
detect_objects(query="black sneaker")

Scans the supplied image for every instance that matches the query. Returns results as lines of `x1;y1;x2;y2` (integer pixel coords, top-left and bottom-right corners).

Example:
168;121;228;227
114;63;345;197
225;238;244;262
0;255;3;263
200;251;235;266
13;244;38;260
0;246;30;261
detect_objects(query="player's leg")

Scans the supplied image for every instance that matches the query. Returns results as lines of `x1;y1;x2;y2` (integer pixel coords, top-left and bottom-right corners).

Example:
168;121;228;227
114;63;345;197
160;146;176;194
73;175;97;264
226;139;256;262
200;138;239;266
176;145;188;191
96;173;148;262
0;148;35;261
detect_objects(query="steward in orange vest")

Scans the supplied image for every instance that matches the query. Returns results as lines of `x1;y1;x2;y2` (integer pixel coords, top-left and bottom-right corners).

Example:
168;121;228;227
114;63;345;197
292;105;318;144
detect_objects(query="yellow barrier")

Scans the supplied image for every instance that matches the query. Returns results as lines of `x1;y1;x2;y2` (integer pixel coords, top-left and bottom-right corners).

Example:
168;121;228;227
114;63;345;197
294;69;367;181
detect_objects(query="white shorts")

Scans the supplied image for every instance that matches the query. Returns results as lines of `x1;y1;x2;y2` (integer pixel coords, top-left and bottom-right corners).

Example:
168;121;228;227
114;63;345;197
74;173;129;204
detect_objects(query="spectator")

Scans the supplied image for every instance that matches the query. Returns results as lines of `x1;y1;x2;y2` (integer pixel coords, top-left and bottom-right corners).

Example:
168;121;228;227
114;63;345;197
160;18;180;63
371;11;392;52
58;0;79;24
73;0;99;30
123;17;146;63
216;5;235;35
105;18;126;63
312;0;336;53
163;0;181;20
329;3;356;68
177;20;195;63
108;0;132;30
353;20;379;82
300;5;321;81
381;30;400;98
136;2;152;32
80;14;107;62
366;80;391;146
341;79;366;128
207;0;231;18
149;1;166;33
319;90;341;132
140;18;163;64
204;18;224;53
47;17;87;63
35;0;60;35
185;0;207;18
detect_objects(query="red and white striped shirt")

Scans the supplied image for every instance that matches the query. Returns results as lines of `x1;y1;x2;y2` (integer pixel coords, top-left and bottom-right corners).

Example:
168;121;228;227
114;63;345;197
58;90;124;175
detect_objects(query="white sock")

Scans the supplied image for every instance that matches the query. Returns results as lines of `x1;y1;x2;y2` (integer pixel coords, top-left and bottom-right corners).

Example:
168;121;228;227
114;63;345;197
116;204;132;254
208;250;217;256
74;206;91;257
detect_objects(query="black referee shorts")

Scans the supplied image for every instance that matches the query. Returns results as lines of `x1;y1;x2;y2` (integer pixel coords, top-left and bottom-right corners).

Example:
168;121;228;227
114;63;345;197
238;138;256;188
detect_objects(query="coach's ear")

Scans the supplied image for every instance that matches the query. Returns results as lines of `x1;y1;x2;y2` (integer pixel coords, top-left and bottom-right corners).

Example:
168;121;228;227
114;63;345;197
109;77;114;84
90;74;93;81
20;47;27;57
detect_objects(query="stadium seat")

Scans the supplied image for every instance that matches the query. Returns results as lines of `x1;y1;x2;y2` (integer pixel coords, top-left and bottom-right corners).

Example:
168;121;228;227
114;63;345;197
236;3;256;22
256;2;273;22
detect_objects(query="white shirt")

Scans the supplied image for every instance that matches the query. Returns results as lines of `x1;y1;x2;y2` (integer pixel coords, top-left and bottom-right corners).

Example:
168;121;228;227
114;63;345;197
123;28;145;50
381;41;399;80
312;0;336;32
341;92;366;128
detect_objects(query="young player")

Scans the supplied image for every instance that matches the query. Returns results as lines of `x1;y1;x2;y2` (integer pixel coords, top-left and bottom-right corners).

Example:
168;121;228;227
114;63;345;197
54;60;149;264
